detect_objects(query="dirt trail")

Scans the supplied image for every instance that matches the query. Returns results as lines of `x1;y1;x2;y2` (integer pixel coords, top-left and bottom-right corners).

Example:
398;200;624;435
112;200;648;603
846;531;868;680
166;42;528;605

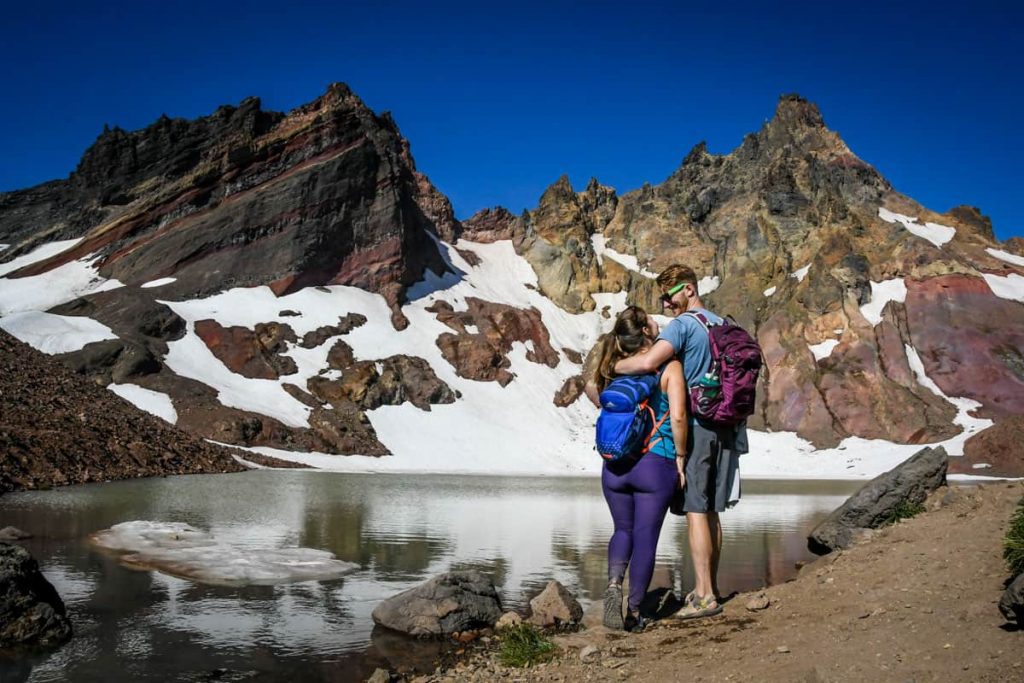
437;481;1024;682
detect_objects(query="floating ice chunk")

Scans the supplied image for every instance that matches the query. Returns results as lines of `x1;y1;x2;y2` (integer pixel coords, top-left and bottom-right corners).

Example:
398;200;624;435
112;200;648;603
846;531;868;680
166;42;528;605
90;521;358;586
878;208;955;248
859;278;907;325
698;275;720;295
141;277;177;288
986;247;1024;267
0;310;117;354
790;264;810;282
809;339;840;361
763;285;777;297
109;383;178;424
982;273;1024;303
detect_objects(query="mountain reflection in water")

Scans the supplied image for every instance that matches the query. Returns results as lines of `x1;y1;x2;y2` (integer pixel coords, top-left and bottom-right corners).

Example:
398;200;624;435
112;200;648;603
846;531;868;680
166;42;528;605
0;470;858;682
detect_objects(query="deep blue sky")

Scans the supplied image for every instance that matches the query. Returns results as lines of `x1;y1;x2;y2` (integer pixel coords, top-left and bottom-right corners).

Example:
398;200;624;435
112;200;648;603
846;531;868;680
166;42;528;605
2;1;1022;239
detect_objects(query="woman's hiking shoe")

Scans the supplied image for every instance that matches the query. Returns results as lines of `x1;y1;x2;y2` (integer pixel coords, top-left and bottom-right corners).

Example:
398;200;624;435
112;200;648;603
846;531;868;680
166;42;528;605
624;611;651;633
673;591;723;621
603;582;624;630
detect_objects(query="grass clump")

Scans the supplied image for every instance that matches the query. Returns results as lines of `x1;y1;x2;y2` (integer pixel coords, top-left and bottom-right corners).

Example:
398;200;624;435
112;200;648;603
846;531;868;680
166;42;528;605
498;623;557;668
882;499;926;525
1005;498;1024;577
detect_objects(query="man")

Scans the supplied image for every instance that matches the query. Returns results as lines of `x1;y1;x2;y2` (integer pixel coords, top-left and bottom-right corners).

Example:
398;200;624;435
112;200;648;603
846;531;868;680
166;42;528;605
614;264;747;619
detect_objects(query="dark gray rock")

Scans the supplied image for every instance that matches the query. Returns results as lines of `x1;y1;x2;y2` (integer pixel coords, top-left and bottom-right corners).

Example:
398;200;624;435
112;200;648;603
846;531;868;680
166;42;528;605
808;446;947;554
0;528;31;541
371;570;502;637
0;543;72;648
999;573;1023;625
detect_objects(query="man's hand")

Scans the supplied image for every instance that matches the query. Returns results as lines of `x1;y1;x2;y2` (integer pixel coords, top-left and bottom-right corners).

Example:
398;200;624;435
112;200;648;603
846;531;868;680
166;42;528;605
676;456;686;490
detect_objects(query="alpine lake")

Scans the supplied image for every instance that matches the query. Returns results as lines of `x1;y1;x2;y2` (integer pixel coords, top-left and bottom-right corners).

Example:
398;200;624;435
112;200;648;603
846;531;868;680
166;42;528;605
0;470;860;682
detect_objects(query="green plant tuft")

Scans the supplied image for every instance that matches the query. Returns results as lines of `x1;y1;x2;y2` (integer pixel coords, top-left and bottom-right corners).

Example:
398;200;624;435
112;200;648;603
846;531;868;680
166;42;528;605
882;499;925;525
498;623;557;668
1004;498;1024;577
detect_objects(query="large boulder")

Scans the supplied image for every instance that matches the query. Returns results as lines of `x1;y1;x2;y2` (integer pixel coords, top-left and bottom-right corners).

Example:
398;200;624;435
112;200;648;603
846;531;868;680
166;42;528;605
0;543;73;648
528;580;583;627
371;570;502;636
808;446;948;554
999;574;1024;625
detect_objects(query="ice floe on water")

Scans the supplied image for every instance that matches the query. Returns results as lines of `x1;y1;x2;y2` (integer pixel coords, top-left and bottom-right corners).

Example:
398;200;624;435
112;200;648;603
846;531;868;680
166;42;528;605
986;247;1024;267
982;272;1024;303
859;278;907;325
878;207;956;247
90;521;358;586
0;310;117;354
108;383;178;424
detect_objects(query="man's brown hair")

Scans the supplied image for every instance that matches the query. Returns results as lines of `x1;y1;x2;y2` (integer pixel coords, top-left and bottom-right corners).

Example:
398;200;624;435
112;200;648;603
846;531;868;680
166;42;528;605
656;264;698;291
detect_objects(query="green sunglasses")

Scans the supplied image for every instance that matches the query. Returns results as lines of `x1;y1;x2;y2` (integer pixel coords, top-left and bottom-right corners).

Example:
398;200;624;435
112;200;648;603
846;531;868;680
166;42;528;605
660;282;688;305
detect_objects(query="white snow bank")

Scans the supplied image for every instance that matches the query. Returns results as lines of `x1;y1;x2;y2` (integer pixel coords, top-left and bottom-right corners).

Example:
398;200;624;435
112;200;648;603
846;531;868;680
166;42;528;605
0;244;8;252
0;310;117;354
790;263;810;282
0;255;124;317
109;384;178;424
878;208;955;248
859;278;907;325
90;521;358;586
763;285;777;297
986;247;1024;267
0;238;82;277
982;272;1024;303
141;277;177;288
809;339;840;361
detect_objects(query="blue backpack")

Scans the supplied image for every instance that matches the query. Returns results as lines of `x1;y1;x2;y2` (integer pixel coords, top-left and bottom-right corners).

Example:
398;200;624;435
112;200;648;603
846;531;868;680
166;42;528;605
595;372;668;463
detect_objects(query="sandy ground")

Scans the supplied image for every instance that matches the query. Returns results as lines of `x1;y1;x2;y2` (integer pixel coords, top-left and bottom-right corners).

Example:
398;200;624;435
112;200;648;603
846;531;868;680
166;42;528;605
427;480;1024;682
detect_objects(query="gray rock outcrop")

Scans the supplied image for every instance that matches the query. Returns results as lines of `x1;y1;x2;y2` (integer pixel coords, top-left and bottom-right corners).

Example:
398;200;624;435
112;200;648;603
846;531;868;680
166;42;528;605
0;543;73;648
999;573;1023;625
808;446;948;554
371;570;502;636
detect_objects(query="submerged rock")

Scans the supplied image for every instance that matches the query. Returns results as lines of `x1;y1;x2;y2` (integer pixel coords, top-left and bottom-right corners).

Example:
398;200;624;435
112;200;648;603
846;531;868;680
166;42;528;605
808;446;947;554
371;570;502;636
0;543;72;649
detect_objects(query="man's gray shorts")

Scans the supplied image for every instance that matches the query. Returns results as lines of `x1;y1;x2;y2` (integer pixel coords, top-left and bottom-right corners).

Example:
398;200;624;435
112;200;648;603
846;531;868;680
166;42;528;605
681;420;742;513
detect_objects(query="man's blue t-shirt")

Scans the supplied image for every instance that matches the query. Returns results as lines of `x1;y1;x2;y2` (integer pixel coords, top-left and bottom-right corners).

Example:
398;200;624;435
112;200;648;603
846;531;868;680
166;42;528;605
657;308;724;387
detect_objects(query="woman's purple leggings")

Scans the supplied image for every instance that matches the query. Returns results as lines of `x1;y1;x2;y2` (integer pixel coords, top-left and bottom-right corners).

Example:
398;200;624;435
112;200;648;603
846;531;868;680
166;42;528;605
602;452;676;612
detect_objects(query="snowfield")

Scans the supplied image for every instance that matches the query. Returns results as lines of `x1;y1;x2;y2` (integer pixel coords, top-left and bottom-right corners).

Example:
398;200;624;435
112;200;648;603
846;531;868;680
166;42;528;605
879;207;956;247
0;235;1010;481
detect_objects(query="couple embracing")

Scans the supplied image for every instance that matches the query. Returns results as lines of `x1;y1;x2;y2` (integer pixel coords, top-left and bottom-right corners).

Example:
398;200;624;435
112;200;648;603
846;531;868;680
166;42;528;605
586;264;752;632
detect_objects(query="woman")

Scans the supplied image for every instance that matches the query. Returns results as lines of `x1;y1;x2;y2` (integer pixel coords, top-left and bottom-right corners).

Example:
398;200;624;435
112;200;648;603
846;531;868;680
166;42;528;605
589;306;689;632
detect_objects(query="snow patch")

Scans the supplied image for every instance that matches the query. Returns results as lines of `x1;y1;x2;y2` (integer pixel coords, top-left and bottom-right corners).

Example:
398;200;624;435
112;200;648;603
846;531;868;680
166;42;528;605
0;244;8;252
878;208;955;248
790;263;811;282
859;278;907;325
763;285;777;297
986;247;1024;267
982;273;1024;303
90;521;357;586
809;339;839;361
141;277;177;289
698;275;720;295
0;310;117;354
109;384;178;424
0;238;83;277
591;233;656;278
0;255;124;316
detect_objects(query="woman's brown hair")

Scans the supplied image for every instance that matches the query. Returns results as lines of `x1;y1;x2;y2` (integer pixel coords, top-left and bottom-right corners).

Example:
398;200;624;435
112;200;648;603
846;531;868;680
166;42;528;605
591;306;652;392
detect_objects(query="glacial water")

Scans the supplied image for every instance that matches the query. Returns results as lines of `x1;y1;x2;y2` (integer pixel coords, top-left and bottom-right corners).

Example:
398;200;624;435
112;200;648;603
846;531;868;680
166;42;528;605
0;470;859;682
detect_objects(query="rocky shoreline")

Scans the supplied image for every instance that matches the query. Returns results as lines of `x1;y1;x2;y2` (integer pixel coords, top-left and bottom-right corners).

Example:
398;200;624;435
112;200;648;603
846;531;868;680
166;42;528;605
377;480;1023;682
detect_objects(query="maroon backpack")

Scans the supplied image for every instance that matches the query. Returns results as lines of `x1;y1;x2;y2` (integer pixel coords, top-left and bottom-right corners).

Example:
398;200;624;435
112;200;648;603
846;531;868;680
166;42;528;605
683;311;762;426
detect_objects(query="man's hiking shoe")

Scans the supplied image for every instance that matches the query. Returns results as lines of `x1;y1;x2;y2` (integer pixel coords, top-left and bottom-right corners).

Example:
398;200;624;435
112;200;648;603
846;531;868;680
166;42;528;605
673;592;723;621
603;582;624;630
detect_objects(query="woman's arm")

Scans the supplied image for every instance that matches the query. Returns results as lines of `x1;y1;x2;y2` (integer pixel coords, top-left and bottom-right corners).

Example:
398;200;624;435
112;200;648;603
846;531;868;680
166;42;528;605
584;379;600;408
663;360;689;487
